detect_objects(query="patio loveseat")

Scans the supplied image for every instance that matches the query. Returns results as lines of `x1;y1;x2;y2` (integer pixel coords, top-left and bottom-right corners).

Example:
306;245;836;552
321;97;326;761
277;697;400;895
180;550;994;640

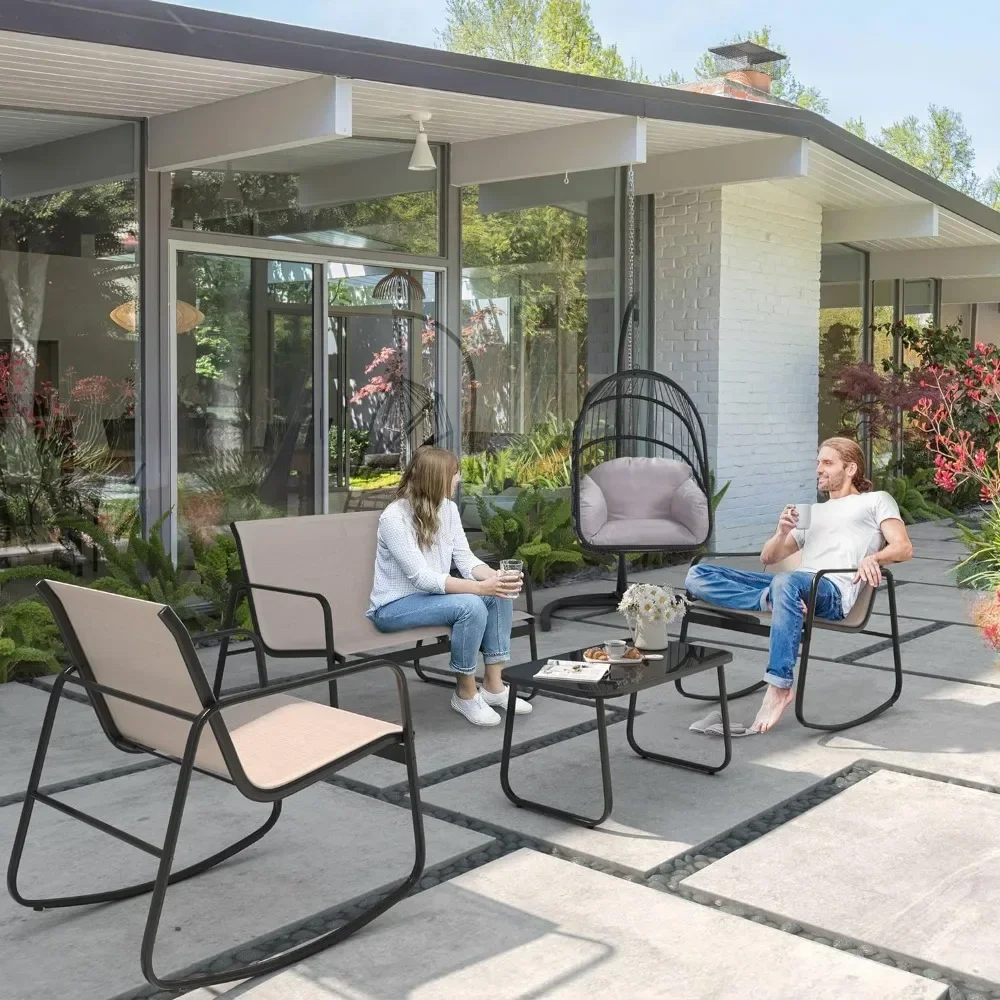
216;511;538;703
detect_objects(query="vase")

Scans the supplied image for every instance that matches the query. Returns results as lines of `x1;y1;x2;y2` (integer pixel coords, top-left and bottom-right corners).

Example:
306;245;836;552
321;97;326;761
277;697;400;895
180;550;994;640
633;616;668;651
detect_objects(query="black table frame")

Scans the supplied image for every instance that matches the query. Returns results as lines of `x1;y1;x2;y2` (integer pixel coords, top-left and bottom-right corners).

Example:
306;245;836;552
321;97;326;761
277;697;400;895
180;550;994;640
500;643;734;828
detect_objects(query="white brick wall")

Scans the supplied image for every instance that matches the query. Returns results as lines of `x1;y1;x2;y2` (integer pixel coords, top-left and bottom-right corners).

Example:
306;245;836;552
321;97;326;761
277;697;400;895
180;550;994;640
653;181;822;549
652;188;722;472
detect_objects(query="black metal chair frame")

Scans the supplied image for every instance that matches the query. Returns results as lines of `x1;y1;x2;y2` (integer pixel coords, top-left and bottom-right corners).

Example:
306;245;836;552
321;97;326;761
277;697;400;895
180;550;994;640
8;583;425;993
677;552;904;731
540;299;713;631
215;524;539;705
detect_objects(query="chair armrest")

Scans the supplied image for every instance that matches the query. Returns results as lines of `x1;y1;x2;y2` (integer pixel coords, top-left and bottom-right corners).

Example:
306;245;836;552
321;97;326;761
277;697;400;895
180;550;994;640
190;627;262;649
244;581;336;656
211;657;415;733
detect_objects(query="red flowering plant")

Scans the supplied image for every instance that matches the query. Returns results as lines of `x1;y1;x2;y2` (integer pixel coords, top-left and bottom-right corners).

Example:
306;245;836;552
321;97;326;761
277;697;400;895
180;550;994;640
911;341;1000;653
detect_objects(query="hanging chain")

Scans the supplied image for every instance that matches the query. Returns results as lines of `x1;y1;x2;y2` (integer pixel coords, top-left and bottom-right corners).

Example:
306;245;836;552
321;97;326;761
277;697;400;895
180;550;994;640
626;162;636;371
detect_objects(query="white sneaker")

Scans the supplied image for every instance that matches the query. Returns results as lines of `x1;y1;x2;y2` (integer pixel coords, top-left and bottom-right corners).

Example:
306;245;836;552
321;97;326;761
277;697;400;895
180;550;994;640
450;691;501;727
481;684;533;715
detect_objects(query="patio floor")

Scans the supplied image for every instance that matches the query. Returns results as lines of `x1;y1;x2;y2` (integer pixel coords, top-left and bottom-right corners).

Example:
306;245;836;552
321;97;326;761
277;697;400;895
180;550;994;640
2;518;999;999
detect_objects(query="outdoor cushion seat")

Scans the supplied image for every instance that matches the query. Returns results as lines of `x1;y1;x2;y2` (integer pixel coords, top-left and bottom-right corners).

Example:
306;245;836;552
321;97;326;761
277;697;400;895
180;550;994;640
578;457;709;549
687;587;873;632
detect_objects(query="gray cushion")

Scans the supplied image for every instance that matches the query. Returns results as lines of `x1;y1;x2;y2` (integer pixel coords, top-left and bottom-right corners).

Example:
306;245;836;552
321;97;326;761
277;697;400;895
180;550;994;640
588;517;702;547
580;457;709;547
579;474;609;540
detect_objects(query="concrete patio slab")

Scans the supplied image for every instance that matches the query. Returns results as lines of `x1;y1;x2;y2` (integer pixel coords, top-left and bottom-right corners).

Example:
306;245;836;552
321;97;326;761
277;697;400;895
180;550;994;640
206;850;947;1000
906;521;962;542
856;623;998;685
906;539;970;560
421;658;895;875
684;769;1000;987
0;767;490;1000
874;582;979;624
333;666;600;789
884;557;961;586
422;655;1000;873
0;683;145;802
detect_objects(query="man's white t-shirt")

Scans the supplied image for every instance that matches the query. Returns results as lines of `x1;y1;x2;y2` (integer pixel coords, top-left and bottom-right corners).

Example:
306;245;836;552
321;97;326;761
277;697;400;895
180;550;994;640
791;491;902;614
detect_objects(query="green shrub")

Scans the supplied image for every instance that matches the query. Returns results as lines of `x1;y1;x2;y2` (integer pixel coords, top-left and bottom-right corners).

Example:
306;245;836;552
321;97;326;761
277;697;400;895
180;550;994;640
0;599;62;682
875;469;950;525
477;489;586;584
955;504;1000;591
65;511;200;616
191;533;251;628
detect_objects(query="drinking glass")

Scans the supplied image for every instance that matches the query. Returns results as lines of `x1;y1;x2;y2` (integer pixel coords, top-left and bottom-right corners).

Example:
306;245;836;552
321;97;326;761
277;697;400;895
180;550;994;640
499;559;523;599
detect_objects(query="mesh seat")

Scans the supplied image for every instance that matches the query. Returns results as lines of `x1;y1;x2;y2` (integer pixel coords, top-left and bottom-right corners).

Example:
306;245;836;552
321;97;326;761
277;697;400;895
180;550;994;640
223;511;538;701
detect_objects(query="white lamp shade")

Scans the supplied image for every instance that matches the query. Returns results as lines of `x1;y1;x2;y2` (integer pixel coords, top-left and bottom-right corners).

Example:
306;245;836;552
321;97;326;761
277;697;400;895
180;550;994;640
408;129;437;172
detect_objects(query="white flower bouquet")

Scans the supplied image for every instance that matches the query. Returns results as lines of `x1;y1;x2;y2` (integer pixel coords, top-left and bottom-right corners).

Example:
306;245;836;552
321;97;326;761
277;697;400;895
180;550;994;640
618;582;687;624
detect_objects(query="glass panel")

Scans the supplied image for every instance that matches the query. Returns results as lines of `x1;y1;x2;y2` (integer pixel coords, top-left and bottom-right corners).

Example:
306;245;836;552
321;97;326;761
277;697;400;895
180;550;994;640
460;171;617;490
818;245;865;443
870;279;896;473
0;121;141;559
170;138;440;256
327;264;441;508
175;252;315;547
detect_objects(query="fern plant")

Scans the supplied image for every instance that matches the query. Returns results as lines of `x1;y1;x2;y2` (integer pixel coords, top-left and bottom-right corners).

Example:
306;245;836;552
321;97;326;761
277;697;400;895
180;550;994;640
477;489;585;584
62;511;200;615
191;532;251;628
955;503;1000;591
0;599;62;682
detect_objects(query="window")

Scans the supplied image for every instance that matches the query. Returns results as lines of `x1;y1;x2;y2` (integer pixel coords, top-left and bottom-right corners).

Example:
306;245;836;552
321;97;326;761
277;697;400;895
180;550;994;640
459;170;617;487
818;245;866;444
0;119;140;551
170;139;441;257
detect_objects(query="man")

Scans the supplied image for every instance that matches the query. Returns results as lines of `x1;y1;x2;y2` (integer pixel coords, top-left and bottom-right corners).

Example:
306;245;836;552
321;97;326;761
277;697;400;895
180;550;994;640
685;437;913;733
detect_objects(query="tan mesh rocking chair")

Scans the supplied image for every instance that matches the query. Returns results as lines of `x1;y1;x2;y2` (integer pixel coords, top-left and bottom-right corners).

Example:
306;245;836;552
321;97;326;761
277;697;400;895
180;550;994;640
678;546;904;732
7;581;426;993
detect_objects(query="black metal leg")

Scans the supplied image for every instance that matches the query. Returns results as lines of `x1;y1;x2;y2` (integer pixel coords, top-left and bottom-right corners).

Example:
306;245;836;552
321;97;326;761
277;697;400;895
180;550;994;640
674;614;765;702
326;654;340;708
631;665;732;773
500;686;613;828
539;591;626;632
795;578;904;731
7;677;280;912
140;734;426;992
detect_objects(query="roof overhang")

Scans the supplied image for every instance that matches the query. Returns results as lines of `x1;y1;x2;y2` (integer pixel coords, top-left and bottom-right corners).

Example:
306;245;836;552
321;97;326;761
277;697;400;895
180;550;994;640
1;0;999;257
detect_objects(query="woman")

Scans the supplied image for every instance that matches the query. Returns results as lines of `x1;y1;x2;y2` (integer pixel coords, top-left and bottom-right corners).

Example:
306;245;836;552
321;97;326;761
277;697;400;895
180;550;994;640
368;445;532;727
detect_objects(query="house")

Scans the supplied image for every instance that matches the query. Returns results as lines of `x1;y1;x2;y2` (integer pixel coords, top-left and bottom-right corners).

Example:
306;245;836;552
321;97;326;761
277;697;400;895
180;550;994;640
1;0;998;552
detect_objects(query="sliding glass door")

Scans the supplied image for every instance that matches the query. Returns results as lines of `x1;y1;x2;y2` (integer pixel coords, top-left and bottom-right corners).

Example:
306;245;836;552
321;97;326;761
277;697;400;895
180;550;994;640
171;247;446;550
327;264;441;508
173;250;317;548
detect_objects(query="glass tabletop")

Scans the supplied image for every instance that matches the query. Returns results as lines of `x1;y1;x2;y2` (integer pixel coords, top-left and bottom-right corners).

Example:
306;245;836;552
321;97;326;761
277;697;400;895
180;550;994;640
502;642;733;699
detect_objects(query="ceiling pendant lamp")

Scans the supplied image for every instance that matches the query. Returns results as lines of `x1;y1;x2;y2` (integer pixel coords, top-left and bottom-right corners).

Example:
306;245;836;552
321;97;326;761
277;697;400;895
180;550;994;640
109;300;205;336
219;162;242;203
408;113;436;172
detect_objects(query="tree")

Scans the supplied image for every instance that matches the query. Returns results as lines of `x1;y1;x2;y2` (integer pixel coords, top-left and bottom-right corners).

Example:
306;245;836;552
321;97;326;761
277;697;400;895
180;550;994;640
439;0;646;82
845;105;980;196
694;26;829;115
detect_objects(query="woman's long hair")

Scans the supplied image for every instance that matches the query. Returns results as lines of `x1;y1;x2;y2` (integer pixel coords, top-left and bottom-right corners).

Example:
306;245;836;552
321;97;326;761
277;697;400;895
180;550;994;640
820;437;873;493
396;445;459;549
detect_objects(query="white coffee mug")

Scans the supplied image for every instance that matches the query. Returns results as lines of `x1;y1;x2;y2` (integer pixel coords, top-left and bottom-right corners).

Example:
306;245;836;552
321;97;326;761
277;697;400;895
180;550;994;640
791;503;812;530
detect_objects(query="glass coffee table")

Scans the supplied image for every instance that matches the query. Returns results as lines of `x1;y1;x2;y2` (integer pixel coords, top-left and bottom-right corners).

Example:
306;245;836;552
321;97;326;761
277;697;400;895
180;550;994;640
500;642;734;828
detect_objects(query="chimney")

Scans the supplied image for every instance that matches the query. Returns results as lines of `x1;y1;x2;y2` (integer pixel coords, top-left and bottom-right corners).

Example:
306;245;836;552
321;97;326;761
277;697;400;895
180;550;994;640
707;41;787;96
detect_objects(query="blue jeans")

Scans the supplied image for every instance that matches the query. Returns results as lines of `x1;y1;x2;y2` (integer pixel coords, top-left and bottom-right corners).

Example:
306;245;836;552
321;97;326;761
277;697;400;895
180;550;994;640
684;564;844;689
371;593;513;675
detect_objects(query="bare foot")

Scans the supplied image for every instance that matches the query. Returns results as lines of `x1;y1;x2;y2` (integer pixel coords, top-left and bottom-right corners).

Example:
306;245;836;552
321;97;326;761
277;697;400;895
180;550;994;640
749;684;795;733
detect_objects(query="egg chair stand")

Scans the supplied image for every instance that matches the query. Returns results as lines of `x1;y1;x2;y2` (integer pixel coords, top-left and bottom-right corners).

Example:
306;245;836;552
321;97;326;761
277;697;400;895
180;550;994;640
539;299;713;633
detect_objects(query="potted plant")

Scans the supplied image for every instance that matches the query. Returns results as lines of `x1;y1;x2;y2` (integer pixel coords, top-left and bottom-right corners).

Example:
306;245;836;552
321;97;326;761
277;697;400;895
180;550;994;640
618;582;688;650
